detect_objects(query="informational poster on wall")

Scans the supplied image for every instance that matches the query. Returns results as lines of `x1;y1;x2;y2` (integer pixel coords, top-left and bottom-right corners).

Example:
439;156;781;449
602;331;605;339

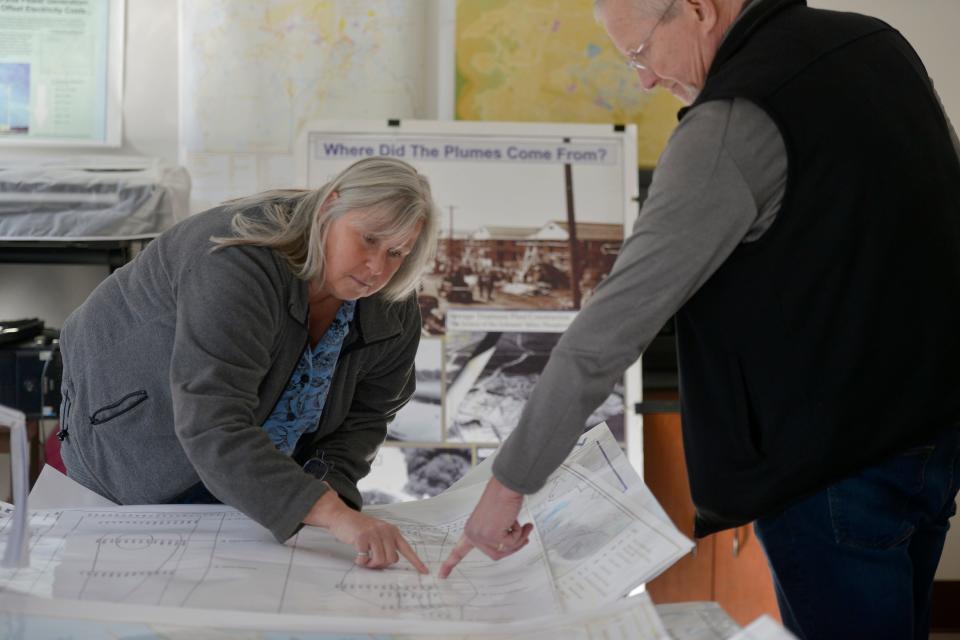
0;0;122;146
299;120;641;505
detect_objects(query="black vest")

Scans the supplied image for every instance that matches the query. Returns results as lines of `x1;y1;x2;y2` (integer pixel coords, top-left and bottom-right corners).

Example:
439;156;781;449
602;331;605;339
676;0;960;537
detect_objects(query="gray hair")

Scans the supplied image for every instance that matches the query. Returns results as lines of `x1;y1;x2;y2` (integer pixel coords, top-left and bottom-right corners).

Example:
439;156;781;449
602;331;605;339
212;157;439;303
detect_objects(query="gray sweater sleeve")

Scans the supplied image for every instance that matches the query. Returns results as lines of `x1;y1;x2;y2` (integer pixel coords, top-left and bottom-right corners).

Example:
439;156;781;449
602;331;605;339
491;98;787;493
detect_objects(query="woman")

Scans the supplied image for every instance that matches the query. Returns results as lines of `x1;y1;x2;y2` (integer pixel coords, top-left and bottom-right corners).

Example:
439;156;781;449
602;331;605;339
58;157;438;573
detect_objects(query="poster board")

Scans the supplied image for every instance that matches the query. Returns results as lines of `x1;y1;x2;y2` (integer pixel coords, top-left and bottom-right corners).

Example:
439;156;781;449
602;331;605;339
0;0;124;147
299;119;642;504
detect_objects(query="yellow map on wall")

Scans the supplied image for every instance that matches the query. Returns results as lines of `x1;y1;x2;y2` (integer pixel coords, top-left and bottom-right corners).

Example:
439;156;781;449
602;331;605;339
456;0;682;168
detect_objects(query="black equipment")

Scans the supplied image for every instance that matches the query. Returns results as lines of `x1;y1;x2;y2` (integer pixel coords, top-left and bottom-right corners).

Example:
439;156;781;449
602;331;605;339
0;319;61;419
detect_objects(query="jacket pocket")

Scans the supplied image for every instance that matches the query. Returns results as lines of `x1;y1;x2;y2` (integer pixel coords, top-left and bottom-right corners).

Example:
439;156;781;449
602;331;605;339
60;389;71;426
90;390;148;425
729;356;764;463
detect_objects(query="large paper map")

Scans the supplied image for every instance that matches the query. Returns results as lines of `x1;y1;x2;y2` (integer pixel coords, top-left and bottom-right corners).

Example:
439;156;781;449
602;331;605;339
0;424;797;638
179;0;427;213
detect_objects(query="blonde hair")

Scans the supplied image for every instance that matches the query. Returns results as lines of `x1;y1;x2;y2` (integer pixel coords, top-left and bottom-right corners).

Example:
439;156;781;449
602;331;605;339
212;157;438;302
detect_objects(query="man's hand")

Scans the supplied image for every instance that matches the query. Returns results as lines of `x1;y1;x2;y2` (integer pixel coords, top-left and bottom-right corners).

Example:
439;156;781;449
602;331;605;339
438;476;533;578
304;487;428;574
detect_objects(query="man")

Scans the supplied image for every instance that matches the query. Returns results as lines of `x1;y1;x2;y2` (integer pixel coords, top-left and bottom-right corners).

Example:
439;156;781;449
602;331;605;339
439;0;960;637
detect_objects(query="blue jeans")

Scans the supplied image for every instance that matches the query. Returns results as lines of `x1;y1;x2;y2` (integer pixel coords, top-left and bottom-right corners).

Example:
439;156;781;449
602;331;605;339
754;425;960;640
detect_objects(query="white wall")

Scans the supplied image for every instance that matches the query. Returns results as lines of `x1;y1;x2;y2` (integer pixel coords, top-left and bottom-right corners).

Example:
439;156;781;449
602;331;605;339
2;0;958;580
810;0;960;129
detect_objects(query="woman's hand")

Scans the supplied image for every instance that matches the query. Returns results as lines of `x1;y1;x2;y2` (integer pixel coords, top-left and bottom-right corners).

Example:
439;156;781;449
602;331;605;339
304;487;429;574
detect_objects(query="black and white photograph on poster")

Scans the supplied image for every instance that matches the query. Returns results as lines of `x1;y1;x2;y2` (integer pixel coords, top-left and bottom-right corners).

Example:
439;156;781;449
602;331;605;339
386;338;443;443
303;127;632;335
444;330;625;445
0;63;30;135
358;446;473;506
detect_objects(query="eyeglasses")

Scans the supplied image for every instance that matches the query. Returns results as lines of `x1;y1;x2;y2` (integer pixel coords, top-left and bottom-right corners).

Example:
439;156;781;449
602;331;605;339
624;0;680;71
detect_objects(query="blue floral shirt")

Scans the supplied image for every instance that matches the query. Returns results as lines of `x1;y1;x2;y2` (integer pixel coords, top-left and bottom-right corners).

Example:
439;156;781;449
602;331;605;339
262;300;356;455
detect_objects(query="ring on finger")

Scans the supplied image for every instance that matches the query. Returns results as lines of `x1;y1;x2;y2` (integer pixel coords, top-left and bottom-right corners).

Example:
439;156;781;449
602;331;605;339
496;542;505;552
356;551;370;558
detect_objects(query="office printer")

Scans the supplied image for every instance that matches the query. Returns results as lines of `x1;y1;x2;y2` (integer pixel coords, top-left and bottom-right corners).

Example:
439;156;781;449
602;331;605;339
0;319;60;420
0;156;190;239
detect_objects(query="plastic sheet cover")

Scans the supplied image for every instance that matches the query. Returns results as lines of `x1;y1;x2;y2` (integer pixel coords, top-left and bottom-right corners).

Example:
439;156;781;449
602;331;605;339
0;156;190;240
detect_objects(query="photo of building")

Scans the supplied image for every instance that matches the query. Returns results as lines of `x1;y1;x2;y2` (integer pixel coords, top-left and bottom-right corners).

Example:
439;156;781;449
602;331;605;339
420;219;624;335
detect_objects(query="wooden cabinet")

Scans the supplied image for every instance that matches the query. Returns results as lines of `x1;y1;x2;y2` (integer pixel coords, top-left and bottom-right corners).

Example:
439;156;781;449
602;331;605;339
641;393;781;626
711;526;781;625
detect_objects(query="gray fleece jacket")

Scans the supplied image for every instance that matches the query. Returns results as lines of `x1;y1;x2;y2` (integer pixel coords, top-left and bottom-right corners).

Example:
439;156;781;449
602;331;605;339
59;206;420;542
